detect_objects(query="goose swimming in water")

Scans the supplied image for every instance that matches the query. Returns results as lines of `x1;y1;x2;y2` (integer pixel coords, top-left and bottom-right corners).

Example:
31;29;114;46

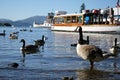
76;26;115;68
20;39;40;62
109;38;120;56
34;35;48;47
8;62;19;68
20;39;39;54
0;30;6;36
9;33;18;39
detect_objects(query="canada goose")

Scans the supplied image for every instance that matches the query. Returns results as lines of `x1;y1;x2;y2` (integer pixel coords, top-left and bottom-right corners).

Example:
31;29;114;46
0;30;6;36
20;28;27;31
9;33;18;39
30;29;33;32
76;26;115;68
34;35;48;47
20;39;40;62
8;62;19;68
12;31;19;34
20;39;39;54
109;38;120;56
71;36;89;47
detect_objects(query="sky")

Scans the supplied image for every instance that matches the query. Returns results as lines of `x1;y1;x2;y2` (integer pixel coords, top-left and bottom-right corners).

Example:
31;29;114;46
0;0;117;21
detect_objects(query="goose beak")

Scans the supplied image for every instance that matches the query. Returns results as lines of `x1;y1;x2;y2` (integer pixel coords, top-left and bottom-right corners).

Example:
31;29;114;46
34;40;37;42
19;40;22;43
45;36;48;40
44;37;48;40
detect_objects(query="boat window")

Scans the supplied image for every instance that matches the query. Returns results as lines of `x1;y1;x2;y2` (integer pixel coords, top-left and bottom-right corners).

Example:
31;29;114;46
54;17;65;24
66;16;71;23
78;16;82;23
54;15;83;24
61;17;64;23
72;16;77;23
54;18;57;24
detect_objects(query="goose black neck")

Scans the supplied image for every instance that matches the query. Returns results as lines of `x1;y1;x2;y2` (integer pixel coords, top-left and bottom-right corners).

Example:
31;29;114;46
42;35;44;41
114;38;117;46
3;30;5;33
78;27;83;44
22;40;25;48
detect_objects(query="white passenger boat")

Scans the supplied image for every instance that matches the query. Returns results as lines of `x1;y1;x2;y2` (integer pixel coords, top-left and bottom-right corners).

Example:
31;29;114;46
51;7;120;34
33;12;54;28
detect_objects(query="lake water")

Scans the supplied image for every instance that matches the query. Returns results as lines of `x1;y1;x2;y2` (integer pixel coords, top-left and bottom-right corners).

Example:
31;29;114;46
0;27;120;80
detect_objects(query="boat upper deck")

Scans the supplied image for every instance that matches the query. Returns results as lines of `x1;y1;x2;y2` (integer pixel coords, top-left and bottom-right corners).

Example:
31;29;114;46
53;8;120;26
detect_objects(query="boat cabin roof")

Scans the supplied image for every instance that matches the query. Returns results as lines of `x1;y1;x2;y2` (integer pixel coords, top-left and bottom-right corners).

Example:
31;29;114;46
54;13;83;17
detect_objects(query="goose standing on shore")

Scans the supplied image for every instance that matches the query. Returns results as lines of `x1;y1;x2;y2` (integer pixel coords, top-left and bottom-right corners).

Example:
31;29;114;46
76;26;115;68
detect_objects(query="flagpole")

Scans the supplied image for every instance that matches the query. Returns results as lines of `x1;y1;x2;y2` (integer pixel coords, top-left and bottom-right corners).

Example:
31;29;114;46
116;0;120;17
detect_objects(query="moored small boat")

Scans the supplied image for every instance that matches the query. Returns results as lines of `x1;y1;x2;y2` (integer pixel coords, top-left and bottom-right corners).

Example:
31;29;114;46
33;12;54;28
33;21;52;28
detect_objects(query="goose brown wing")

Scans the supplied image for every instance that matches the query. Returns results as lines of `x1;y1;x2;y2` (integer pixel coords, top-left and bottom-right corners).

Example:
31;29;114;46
37;40;45;45
88;45;104;60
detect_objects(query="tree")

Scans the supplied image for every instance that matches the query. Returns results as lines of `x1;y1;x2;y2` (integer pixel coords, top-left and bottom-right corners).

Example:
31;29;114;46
0;23;12;26
80;3;85;13
4;23;12;26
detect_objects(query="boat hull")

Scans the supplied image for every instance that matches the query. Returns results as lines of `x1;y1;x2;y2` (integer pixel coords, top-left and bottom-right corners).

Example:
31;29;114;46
33;25;51;28
51;25;120;34
33;23;52;28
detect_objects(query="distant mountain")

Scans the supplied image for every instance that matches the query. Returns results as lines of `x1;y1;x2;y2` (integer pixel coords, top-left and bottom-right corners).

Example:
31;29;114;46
13;16;46;26
0;19;13;23
0;16;46;27
0;19;13;26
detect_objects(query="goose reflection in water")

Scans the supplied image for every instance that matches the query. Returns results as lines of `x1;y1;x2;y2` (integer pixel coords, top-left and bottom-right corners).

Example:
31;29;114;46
21;50;40;63
75;57;120;80
76;69;114;80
